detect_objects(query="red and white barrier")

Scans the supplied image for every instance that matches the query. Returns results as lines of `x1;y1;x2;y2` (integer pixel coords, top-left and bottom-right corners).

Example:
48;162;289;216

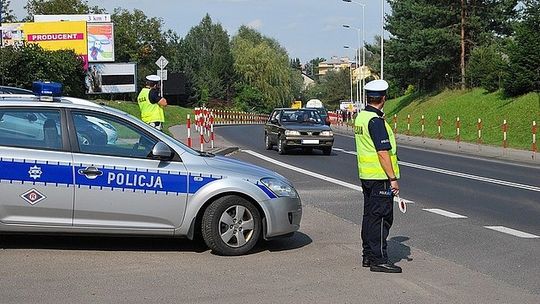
437;115;442;140
407;114;411;136
393;114;397;133
187;114;192;148
477;118;483;145
533;121;537;159
502;119;508;149
421;114;425;139
456;117;461;146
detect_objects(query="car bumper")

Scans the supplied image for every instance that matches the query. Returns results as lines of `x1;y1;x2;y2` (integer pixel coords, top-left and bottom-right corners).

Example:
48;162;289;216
284;136;334;147
261;197;302;239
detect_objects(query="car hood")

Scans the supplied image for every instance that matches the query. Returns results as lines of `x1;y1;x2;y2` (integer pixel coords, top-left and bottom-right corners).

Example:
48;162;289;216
203;155;287;182
281;123;331;131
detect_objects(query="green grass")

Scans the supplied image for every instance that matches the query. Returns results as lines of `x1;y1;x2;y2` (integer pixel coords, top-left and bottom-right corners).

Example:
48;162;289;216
383;89;540;150
94;100;192;135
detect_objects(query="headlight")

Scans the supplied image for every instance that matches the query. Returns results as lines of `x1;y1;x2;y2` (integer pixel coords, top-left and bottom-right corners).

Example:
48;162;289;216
320;131;333;136
260;177;299;198
285;130;300;136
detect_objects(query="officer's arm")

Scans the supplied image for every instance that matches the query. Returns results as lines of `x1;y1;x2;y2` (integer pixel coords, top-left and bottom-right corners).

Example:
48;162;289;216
368;118;398;180
376;151;397;180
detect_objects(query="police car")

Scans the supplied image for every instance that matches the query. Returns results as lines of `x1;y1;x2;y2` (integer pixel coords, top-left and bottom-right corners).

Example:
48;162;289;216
0;82;302;255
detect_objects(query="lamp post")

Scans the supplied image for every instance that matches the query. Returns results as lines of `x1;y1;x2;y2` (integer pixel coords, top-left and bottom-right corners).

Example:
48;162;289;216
344;45;354;104
343;24;362;110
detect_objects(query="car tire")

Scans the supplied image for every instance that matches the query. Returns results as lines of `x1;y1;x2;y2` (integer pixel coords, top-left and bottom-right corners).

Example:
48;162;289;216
264;133;272;150
323;146;332;155
202;195;261;256
277;137;287;155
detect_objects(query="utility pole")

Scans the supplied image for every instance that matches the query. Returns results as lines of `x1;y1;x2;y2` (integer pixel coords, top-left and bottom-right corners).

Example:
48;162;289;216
460;0;466;90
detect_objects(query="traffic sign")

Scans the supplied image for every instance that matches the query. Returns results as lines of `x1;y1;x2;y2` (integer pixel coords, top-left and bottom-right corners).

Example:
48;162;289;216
157;69;168;81
155;56;169;69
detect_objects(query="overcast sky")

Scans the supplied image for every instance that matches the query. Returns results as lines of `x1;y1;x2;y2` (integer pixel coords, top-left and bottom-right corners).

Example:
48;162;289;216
10;0;390;63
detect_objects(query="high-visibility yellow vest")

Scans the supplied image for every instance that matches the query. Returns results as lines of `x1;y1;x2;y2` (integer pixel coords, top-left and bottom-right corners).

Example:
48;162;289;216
354;110;400;180
137;88;164;123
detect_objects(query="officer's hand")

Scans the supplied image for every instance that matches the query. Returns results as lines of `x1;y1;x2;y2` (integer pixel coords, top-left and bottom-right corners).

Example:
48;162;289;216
390;180;400;196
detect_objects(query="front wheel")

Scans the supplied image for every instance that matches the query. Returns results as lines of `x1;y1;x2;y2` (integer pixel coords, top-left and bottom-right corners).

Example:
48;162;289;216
323;146;332;155
202;195;261;256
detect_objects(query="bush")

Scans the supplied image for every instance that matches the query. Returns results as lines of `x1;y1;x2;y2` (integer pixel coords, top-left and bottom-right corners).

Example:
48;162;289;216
0;44;85;97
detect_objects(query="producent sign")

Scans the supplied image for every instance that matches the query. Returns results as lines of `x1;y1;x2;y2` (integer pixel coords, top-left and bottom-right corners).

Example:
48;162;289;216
86;63;137;94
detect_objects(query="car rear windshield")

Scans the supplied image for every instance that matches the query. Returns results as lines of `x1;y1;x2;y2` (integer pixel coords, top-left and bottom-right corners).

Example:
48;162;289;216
280;110;323;124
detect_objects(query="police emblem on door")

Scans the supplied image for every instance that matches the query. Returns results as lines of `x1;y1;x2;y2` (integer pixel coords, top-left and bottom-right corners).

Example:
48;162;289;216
21;189;47;205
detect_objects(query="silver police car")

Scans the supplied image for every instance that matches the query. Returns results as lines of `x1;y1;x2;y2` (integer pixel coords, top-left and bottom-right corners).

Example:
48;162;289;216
0;82;302;255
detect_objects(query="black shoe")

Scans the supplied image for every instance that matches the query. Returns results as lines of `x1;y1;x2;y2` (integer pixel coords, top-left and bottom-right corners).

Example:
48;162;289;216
370;263;402;273
362;257;371;267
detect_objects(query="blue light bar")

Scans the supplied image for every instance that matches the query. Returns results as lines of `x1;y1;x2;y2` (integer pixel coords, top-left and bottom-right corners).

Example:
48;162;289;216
32;81;63;97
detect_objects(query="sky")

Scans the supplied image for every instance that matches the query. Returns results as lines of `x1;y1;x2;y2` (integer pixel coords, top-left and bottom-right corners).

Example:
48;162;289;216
9;0;391;63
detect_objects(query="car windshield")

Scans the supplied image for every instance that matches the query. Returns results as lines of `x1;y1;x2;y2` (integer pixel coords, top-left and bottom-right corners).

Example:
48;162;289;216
280;110;323;124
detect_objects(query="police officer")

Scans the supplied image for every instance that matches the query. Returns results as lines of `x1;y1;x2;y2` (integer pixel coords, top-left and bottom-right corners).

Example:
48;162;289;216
138;75;168;130
354;79;402;273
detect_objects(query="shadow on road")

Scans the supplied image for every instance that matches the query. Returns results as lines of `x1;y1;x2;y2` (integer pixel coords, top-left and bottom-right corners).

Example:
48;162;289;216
388;236;413;264
0;231;312;255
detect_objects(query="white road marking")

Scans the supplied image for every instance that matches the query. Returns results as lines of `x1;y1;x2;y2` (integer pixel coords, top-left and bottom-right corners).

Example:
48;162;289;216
334;148;540;193
422;208;468;219
484;226;540;239
241;150;415;205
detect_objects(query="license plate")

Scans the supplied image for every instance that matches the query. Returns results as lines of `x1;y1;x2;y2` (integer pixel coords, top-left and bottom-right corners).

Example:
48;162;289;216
302;139;319;144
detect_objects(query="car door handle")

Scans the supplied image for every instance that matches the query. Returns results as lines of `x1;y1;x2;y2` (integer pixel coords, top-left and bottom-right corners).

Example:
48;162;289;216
78;166;103;179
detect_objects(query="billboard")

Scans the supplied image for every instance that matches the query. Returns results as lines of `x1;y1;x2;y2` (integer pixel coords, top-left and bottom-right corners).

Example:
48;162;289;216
87;23;115;62
1;23;25;47
34;14;111;23
2;21;89;68
86;63;137;94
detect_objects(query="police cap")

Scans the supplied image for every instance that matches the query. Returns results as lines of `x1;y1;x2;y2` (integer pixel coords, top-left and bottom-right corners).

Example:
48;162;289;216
146;75;161;83
364;79;388;97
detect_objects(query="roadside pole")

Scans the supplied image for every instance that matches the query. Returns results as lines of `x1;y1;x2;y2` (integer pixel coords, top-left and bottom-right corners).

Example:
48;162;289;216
155;56;168;97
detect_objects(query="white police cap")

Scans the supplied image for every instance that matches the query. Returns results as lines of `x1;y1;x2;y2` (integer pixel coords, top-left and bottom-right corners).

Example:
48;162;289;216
365;79;389;97
146;75;161;82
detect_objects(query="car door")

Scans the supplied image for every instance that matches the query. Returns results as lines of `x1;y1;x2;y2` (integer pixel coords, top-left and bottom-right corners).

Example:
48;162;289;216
69;110;188;231
269;110;281;143
0;107;74;226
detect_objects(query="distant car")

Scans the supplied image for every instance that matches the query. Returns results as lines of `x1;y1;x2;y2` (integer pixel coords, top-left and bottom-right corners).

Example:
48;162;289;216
265;108;334;155
0;86;33;95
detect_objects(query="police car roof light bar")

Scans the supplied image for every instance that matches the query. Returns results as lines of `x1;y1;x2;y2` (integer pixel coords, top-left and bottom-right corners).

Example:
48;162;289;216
32;81;63;102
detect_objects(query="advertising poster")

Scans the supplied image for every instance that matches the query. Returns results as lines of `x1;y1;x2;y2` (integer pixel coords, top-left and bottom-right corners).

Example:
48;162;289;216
22;21;89;68
87;23;115;62
1;23;25;47
86;63;137;94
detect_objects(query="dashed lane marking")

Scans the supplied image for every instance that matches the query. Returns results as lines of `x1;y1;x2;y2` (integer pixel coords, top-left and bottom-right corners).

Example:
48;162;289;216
333;148;540;193
422;208;468;219
484;226;540;239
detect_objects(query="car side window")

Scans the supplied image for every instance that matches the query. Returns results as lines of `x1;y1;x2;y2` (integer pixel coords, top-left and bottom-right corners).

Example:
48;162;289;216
71;112;157;159
0;109;63;150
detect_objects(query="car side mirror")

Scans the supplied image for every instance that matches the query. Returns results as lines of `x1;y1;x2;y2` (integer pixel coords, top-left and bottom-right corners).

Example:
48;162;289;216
151;141;174;160
271;119;278;124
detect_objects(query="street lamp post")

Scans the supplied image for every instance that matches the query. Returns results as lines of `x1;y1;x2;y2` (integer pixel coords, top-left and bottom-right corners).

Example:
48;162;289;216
344;45;354;104
343;24;362;111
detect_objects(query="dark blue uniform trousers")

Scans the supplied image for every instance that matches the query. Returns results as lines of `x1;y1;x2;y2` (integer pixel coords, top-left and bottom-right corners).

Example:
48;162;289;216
361;179;394;264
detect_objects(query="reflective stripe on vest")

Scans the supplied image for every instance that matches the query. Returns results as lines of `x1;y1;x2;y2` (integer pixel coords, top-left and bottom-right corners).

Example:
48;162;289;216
137;88;164;123
354;110;400;180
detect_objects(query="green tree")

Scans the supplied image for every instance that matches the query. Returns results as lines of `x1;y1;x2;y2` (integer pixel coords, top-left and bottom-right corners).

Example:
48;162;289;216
24;0;105;20
304;57;326;79
231;26;295;112
1;0;17;22
180;14;234;105
466;43;506;91
112;8;171;90
0;44;85;96
304;69;350;110
503;0;540;96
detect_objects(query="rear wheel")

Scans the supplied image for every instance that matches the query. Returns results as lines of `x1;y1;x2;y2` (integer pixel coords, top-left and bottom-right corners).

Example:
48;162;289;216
277;137;287;155
264;133;272;150
202;195;261;256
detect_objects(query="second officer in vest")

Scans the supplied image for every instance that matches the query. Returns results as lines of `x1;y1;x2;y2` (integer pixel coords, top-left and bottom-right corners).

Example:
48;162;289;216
355;79;402;273
138;75;168;130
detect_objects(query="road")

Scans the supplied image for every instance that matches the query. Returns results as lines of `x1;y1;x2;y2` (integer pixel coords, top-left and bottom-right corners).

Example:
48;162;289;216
217;124;540;294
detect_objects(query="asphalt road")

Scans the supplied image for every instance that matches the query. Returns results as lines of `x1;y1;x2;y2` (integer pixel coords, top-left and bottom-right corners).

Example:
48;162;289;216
216;124;540;294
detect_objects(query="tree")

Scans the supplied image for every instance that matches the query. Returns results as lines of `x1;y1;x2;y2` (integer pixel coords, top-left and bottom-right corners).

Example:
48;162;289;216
385;0;461;91
1;0;17;22
112;8;171;90
304;57;326;79
503;0;540;96
231;26;295;112
304;69;350;109
180;14;234;105
466;43;506;91
24;0;105;20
